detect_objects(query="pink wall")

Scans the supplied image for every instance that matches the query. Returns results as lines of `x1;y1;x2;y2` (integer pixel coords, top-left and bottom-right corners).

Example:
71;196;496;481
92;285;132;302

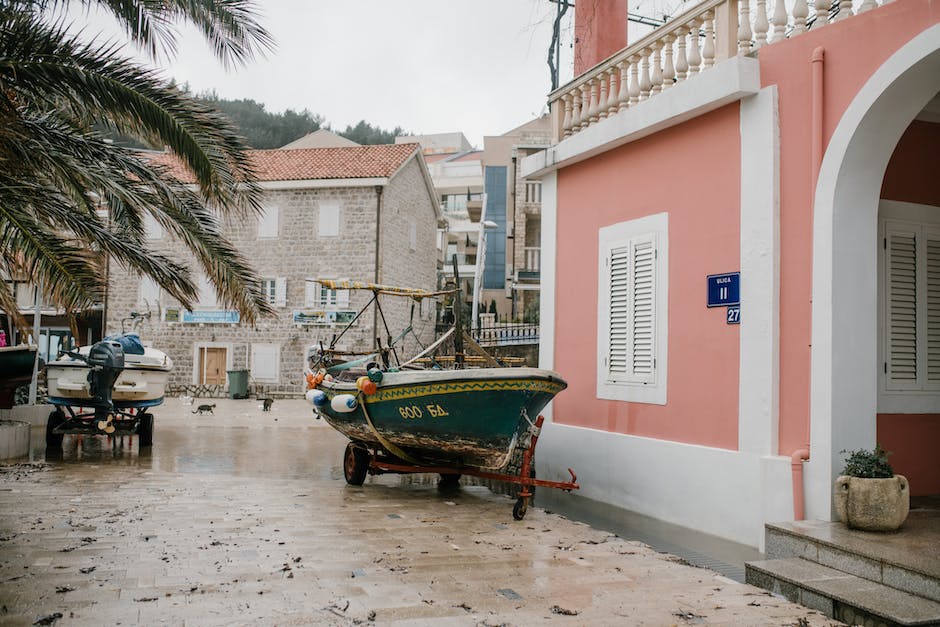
574;0;628;76
757;1;940;456
554;105;741;450
877;414;940;495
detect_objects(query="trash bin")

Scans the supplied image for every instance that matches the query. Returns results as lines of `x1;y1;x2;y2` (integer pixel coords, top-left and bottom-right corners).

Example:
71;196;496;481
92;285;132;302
227;369;249;399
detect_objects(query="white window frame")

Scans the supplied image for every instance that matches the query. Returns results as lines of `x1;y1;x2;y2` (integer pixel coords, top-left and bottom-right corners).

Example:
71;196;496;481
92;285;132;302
596;212;668;405
318;201;340;237
258;204;279;238
304;277;349;309
261;277;287;308
250;342;280;383
878;200;940;413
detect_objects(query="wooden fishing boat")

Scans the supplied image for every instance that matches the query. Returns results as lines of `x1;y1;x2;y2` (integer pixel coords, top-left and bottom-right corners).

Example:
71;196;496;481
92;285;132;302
304;278;578;519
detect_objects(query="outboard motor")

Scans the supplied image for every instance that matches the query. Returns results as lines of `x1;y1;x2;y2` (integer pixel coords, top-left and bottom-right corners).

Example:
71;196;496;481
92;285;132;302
85;340;125;409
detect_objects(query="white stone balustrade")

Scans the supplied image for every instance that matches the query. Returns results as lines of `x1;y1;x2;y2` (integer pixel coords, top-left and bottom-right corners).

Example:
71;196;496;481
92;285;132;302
551;0;890;141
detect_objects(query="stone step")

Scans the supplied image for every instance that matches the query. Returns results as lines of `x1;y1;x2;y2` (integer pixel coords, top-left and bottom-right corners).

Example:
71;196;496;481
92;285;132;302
765;521;940;604
746;557;940;626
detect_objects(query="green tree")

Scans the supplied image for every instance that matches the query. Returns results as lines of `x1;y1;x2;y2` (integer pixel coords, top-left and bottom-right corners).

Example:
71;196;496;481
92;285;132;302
198;94;323;149
0;0;275;334
340;120;409;145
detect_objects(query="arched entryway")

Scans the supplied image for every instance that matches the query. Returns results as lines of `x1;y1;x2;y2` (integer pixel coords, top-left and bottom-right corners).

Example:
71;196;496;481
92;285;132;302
807;24;940;519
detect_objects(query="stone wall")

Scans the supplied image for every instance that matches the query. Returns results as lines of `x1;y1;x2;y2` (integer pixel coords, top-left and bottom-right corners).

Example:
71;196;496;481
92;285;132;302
107;157;438;397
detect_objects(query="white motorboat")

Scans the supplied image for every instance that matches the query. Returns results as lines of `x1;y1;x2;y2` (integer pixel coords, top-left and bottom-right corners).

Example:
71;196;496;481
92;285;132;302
46;340;173;403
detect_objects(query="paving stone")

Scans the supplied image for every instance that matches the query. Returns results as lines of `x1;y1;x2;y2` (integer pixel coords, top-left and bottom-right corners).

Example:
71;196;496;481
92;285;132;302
1;400;839;625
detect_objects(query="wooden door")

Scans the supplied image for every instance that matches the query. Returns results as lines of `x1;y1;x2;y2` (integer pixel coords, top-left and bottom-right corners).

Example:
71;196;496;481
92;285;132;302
198;347;226;385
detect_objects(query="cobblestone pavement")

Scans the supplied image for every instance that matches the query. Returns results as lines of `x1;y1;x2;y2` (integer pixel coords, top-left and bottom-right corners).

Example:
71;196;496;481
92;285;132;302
0;399;840;626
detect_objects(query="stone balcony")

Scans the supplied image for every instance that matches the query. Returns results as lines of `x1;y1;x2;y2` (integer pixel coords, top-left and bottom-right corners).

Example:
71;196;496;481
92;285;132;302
548;0;888;142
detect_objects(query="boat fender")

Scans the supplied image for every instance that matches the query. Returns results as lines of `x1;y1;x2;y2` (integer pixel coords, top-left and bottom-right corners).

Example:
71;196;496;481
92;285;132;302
305;373;316;389
324;373;333;382
366;363;383;383
305;389;328;406
356;376;378;396
330;394;357;413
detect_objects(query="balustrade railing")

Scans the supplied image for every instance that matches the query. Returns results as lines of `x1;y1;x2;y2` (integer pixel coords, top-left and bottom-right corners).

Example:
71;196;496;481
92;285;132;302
551;0;890;141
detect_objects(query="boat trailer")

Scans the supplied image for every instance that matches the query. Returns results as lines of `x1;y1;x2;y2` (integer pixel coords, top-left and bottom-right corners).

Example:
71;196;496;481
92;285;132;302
344;415;579;520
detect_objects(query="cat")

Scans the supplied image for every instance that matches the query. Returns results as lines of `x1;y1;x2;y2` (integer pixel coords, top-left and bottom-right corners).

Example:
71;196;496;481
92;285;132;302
191;403;215;415
261;397;274;412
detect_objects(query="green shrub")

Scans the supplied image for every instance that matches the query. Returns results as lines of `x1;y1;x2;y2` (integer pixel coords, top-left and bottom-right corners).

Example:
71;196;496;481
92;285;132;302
840;445;895;478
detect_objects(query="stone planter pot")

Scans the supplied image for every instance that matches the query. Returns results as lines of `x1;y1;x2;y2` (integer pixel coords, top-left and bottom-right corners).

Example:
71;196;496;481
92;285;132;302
833;475;910;531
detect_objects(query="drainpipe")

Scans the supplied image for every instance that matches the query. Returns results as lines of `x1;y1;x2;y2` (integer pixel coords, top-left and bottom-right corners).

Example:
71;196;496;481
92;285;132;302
792;48;825;522
791;448;810;520
811;47;825;190
373;185;383;349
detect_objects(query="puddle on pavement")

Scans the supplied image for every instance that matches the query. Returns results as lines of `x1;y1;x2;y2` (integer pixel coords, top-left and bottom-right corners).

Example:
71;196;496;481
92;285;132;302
537;489;762;582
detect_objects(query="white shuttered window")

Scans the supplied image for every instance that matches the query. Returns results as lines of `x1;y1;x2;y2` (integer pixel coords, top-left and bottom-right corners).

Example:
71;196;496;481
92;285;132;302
883;221;940;392
597;213;668;404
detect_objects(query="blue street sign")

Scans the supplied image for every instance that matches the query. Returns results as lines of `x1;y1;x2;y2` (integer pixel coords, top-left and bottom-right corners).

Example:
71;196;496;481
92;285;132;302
707;272;740;307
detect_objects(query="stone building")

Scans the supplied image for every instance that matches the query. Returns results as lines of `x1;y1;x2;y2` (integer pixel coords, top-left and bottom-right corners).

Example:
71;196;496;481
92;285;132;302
106;143;441;397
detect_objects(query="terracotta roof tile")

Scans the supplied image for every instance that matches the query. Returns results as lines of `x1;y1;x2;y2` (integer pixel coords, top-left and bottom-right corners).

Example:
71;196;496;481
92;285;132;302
148;143;421;183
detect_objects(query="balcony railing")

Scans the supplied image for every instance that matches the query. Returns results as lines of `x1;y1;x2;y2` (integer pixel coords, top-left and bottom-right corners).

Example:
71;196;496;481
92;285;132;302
550;0;886;141
473;314;540;347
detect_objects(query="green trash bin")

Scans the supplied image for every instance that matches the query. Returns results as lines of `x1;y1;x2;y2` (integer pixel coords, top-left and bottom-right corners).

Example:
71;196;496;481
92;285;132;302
227;369;249;399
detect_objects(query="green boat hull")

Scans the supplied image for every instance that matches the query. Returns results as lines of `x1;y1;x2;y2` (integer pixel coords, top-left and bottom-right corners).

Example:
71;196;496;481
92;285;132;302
314;368;567;470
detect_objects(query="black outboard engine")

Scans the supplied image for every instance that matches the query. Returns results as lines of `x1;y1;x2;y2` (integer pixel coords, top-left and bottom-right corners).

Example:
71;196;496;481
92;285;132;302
85;340;125;409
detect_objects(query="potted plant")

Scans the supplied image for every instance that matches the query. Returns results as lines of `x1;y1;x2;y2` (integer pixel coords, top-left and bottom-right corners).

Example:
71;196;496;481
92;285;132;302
833;445;909;531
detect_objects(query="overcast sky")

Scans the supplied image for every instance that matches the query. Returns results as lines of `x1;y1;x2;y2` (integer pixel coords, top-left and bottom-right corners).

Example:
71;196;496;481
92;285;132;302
72;1;686;147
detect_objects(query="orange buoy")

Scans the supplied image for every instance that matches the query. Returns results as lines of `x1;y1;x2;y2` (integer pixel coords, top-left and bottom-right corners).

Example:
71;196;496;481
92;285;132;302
361;380;377;395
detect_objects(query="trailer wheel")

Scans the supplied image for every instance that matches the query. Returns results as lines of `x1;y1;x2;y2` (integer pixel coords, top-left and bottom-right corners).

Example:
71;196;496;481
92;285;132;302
343;443;369;486
45;410;65;449
512;497;528;520
138;413;154;447
438;473;461;489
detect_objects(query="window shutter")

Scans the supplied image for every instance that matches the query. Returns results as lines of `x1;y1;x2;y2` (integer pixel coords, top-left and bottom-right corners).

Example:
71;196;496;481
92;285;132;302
926;231;940;383
250;344;279;381
631;237;656;383
274;277;287;308
606;235;656;385
319;202;340;236
304;279;318;308
258;205;278;238
139;276;161;308
197;275;217;307
336;277;350;308
607;246;630;379
886;230;917;386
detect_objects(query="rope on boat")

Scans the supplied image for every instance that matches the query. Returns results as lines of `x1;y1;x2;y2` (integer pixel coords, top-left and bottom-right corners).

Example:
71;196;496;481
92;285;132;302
358;393;422;465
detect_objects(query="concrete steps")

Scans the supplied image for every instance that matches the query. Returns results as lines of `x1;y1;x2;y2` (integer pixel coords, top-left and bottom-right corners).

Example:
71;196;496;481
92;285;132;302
746;521;940;626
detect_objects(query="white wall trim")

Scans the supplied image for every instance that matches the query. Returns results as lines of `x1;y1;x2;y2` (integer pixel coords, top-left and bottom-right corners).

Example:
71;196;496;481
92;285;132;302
738;86;780;455
808;23;940;520
520;55;761;179
539;172;558;422
535;422;793;550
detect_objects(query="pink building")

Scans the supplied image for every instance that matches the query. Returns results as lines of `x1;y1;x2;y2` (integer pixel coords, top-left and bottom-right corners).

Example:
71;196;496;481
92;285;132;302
522;0;940;550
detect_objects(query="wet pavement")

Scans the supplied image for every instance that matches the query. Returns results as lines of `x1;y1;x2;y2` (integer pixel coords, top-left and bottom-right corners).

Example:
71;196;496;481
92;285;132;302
0;398;841;626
